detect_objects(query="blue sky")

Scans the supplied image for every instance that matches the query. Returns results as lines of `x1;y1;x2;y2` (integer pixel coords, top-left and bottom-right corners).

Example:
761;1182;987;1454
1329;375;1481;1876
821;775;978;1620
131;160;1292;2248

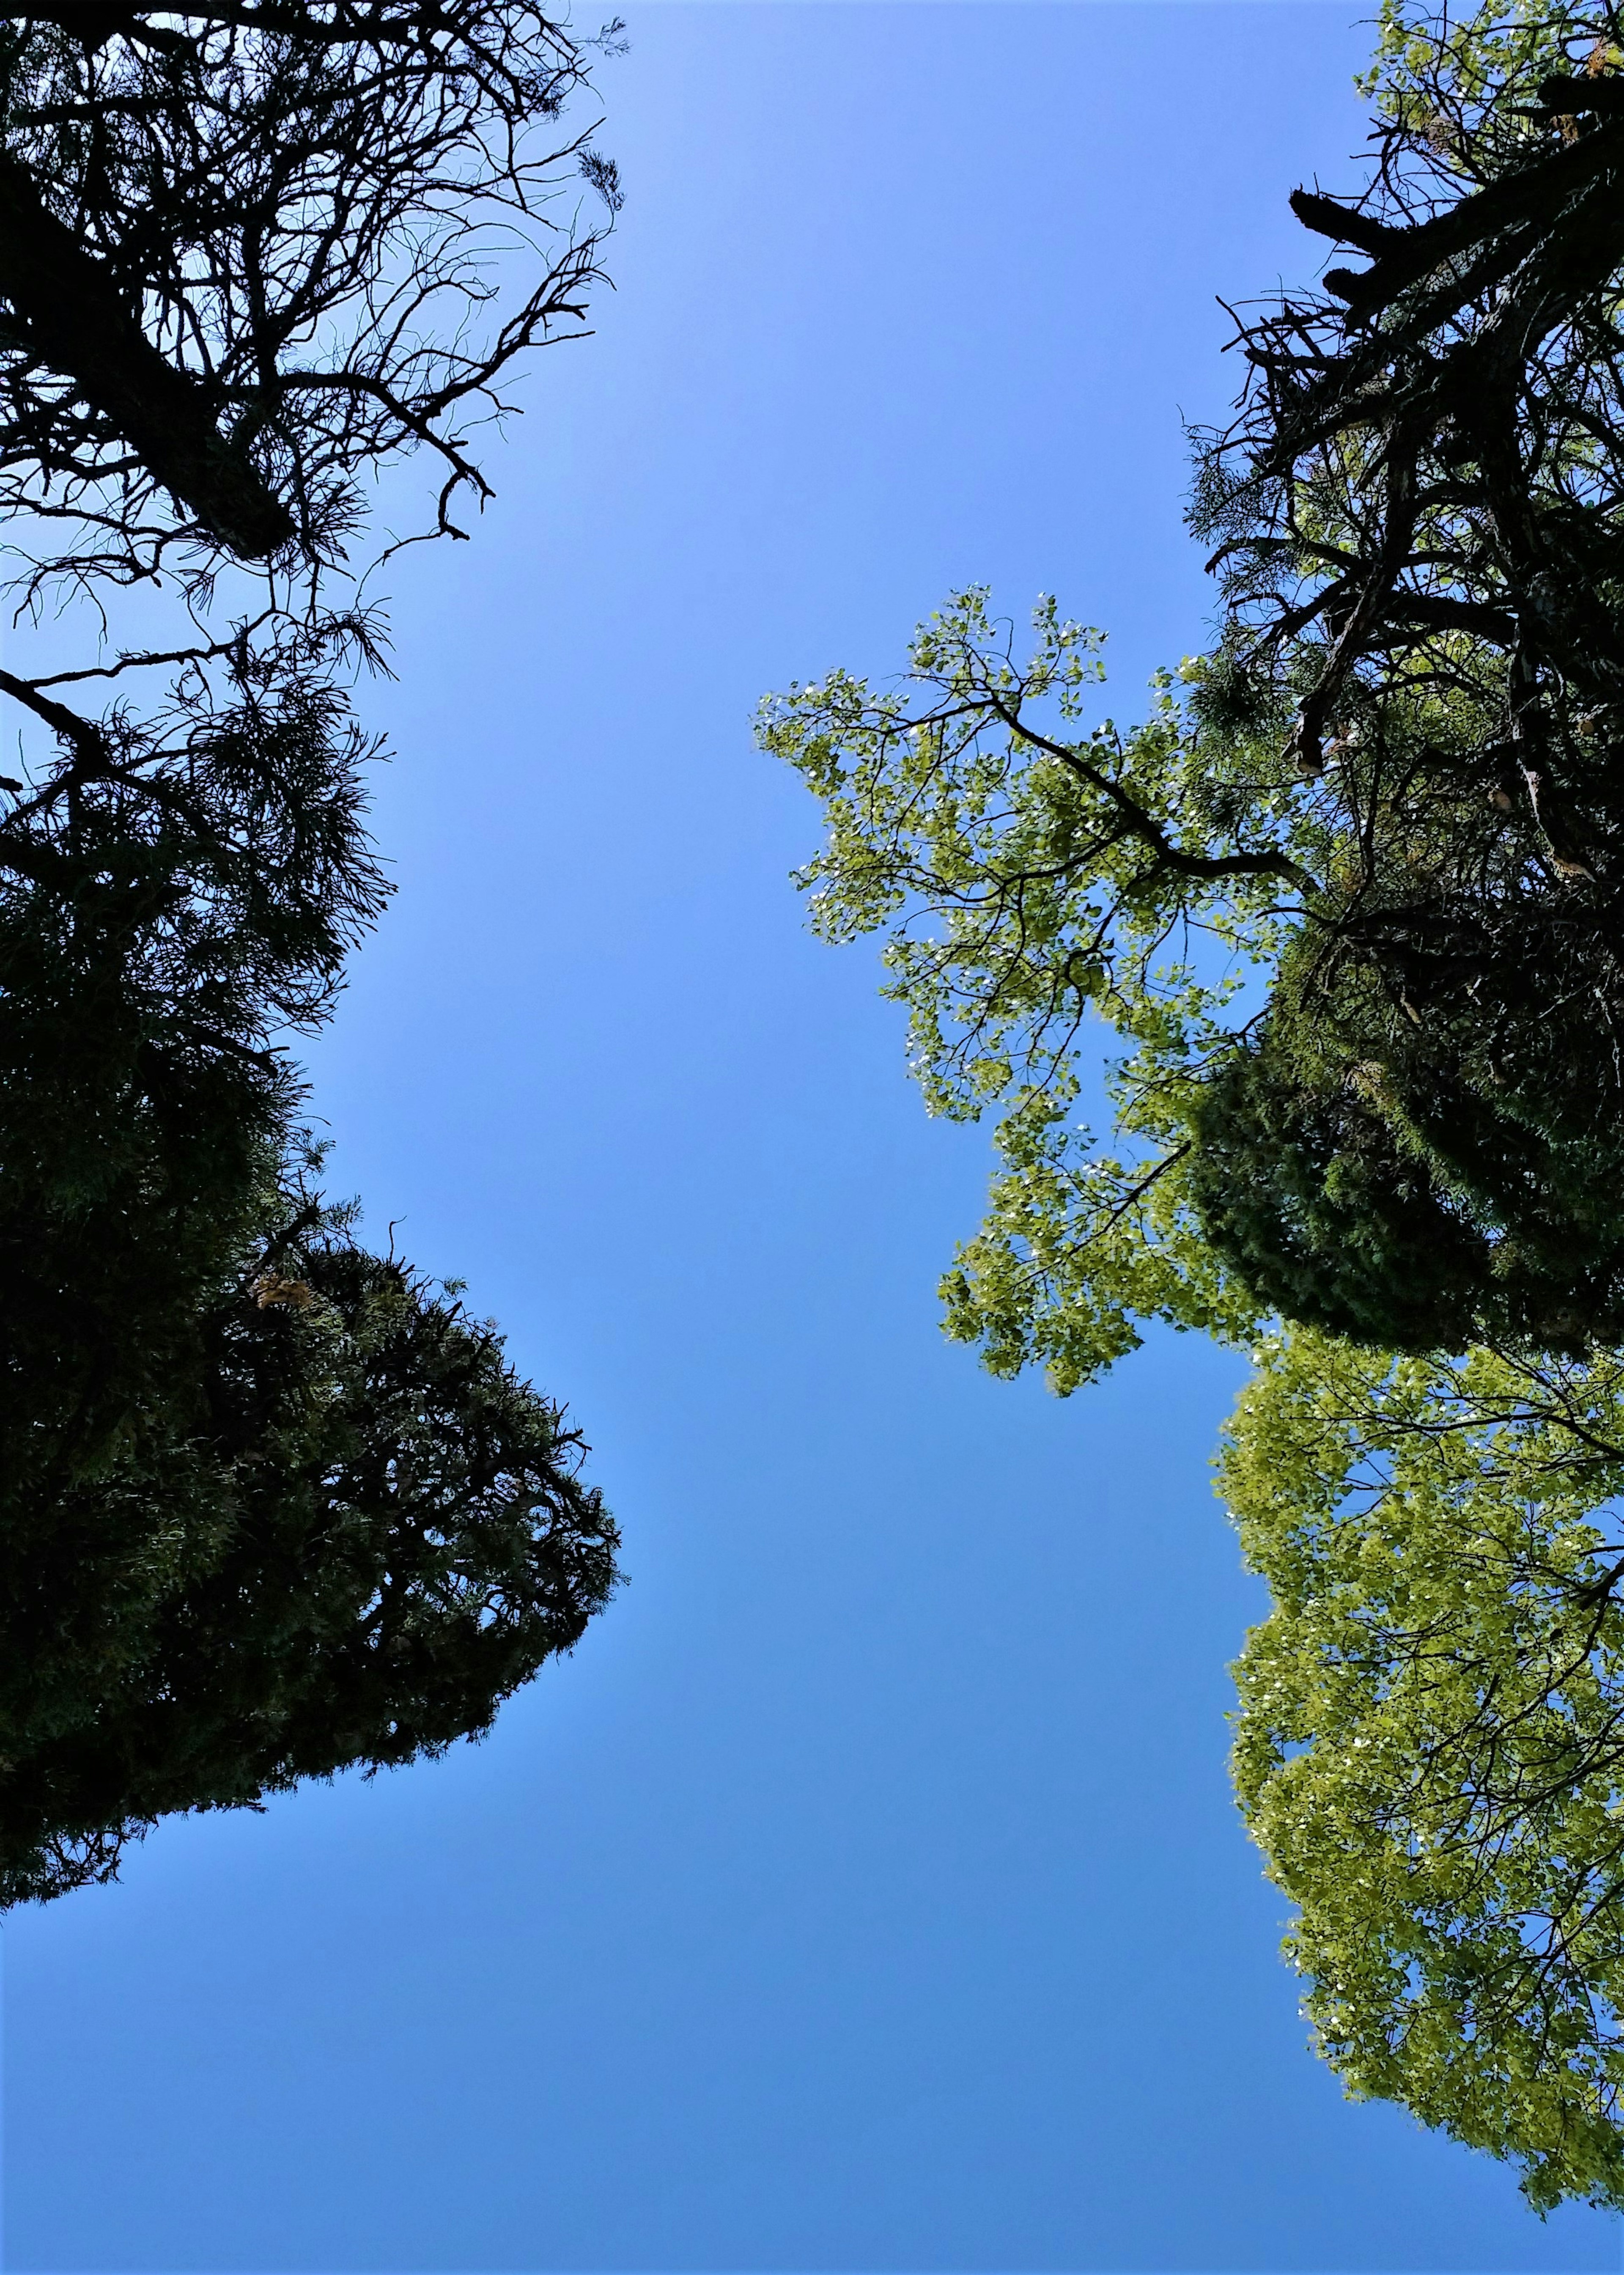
7;6;1622;2268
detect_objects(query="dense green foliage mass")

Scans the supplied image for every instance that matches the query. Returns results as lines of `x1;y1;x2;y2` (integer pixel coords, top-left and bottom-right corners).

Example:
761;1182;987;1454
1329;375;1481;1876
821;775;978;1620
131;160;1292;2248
0;6;624;1903
0;636;621;1907
0;1209;617;1909
1223;1329;1624;2212
763;0;1624;1377
763;0;1624;2209
0;653;383;1501
1185;916;1624;1353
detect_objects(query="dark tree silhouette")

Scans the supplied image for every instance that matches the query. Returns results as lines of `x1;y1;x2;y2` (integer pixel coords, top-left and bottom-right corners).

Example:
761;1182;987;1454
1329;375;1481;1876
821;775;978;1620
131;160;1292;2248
0;1218;619;1908
0;4;619;614
0;3;624;1902
1177;16;1624;1347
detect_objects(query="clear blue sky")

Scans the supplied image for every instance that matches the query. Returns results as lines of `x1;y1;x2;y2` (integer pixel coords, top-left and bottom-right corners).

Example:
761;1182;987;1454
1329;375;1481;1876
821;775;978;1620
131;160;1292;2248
8;6;1621;2268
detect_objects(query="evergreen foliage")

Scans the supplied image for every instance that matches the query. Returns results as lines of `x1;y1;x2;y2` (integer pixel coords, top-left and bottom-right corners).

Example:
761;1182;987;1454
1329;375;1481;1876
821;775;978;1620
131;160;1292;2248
0;648;384;1511
1184;920;1624;1352
0;1206;617;1909
0;7;624;1902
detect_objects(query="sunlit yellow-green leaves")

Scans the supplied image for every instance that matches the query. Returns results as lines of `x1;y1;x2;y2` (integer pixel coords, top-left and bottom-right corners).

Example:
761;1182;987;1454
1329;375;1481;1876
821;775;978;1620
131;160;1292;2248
758;590;1315;1390
1362;0;1616;142
763;3;1624;2209
1225;1330;1624;2211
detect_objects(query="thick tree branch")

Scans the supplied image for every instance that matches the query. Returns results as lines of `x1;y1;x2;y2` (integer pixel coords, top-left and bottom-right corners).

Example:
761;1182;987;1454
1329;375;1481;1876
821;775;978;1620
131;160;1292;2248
0;151;292;558
981;692;1317;894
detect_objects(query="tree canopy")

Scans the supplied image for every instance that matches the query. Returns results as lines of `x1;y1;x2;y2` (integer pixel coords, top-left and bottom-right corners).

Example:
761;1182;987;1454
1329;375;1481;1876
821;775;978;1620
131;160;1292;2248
761;0;1624;1377
757;591;1293;1390
0;4;625;1902
1224;1327;1624;2213
0;640;383;1508
762;0;1624;2209
0;1194;618;1908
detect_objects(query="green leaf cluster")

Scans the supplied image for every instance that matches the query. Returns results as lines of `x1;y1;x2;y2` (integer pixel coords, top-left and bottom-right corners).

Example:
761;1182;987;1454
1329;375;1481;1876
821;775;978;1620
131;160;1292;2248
1225;1330;1624;2212
758;589;1314;1390
761;0;1624;2207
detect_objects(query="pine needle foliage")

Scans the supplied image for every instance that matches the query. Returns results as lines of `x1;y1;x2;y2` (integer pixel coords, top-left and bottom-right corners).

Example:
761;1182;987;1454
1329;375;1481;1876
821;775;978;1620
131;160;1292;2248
0;1201;618;1909
0;4;625;1902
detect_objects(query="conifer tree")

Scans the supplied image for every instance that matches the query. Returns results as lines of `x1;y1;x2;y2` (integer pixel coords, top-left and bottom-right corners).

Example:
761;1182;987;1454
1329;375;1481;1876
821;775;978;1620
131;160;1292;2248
0;5;625;1899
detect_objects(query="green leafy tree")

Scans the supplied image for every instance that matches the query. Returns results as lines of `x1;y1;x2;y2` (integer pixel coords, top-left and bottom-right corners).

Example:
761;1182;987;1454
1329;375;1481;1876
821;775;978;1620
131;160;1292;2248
757;590;1310;1389
760;0;1624;2204
762;0;1624;1371
1223;1325;1624;2212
